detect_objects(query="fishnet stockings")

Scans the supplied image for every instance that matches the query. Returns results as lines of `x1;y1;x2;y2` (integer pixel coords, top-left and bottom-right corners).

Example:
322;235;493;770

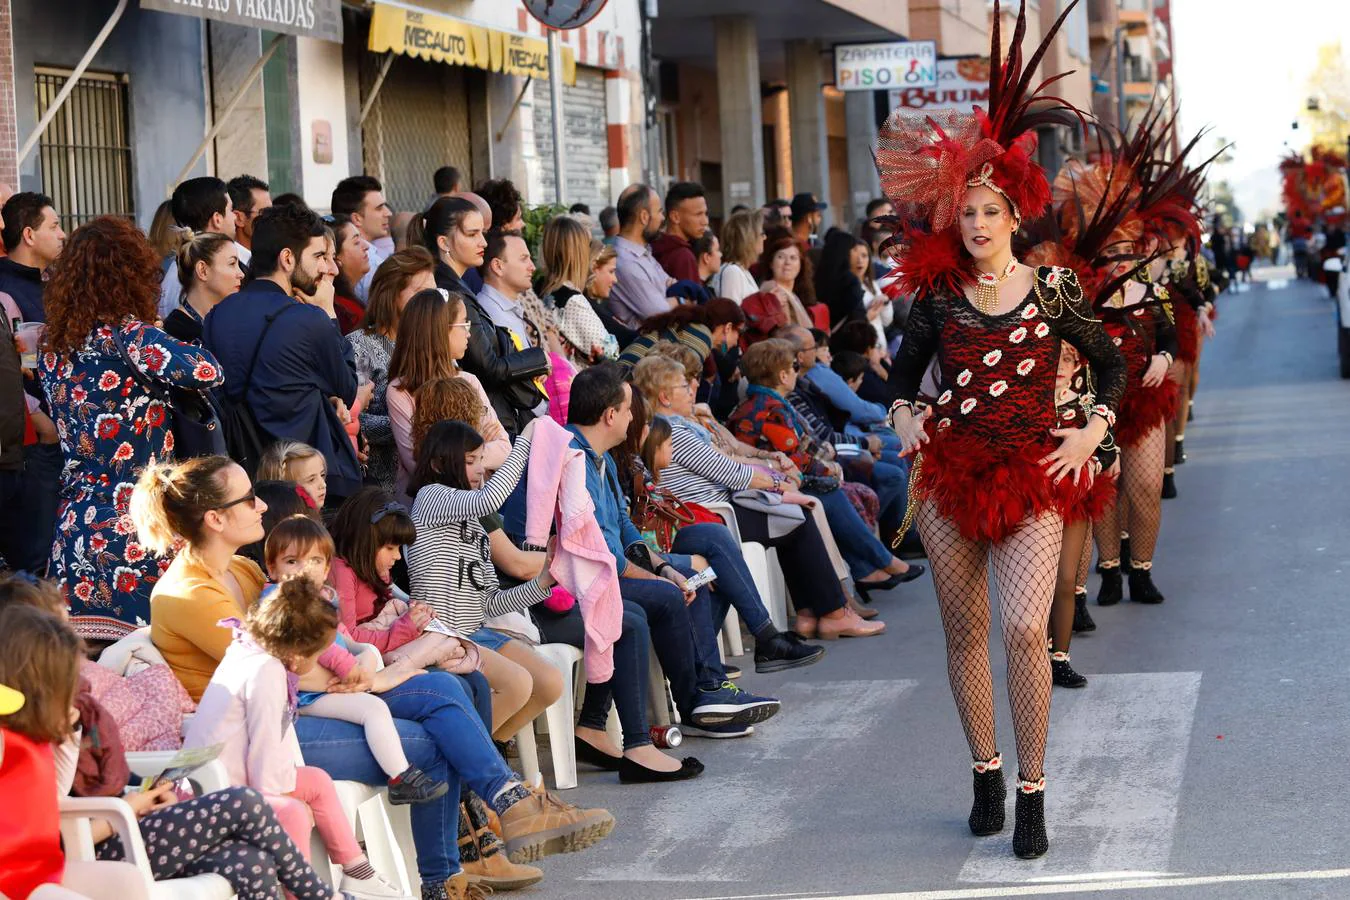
1073;521;1093;592
1050;519;1092;653
918;501;1064;781
1117;425;1166;564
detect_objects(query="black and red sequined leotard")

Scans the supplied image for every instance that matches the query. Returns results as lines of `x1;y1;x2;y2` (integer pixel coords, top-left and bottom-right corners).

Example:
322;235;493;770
889;265;1126;543
1100;273;1180;448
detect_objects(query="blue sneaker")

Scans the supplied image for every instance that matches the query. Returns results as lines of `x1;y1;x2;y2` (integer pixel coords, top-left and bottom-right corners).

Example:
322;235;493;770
681;722;755;739
690;681;780;728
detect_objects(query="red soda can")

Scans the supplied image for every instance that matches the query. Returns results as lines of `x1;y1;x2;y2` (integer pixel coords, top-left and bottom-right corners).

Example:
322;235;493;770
650;724;682;749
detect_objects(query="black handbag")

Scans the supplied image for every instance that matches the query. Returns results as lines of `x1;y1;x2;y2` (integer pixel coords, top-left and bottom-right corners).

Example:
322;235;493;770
110;325;227;460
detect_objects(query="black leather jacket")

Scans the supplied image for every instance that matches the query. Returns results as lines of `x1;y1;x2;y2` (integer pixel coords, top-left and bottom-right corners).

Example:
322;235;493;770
435;263;548;436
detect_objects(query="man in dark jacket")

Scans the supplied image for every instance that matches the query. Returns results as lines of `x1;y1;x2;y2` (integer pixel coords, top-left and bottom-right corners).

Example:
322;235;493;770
0;192;65;323
204;204;361;502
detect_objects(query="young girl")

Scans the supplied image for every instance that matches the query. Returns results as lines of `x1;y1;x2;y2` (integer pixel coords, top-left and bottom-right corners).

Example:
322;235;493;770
259;441;330;510
183;577;407;899
406;417;567;742
0;598;355;900
263;514;449;807
326;487;484;674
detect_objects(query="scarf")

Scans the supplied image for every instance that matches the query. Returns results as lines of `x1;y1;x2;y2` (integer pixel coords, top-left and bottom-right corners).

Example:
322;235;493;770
745;383;807;435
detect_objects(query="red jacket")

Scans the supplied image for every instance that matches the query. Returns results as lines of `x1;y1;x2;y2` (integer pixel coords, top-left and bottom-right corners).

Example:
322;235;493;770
0;729;64;898
650;233;700;283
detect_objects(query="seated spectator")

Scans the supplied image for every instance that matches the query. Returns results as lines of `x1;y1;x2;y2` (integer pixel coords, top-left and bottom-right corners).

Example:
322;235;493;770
475;179;525;234
831;319;898;406
650;182;707;283
832;350;869;393
728;340;922;615
329;214;372;335
784;324;893;437
540;215;619;367
348;247;438;494
240;479;321;564
387;289;510;498
163;230;243;344
815;228;871;328
425;198;547;436
618;373;830;663
203;202;362;504
331;175;391;302
158;178;234;319
41;217;223;642
710;209;762;305
617;300;744;384
586;240;637;345
257;439;330;511
610;184;676;328
747;234;815;341
0;601;346;900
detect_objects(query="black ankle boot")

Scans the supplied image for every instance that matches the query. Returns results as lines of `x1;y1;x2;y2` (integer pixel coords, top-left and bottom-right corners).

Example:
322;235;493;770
1072;590;1096;632
1161;470;1177;499
1096;567;1123;606
1119;534;1131;566
1012;777;1049;859
1174;437;1187;464
968;755;1006;836
1129;564;1166;604
1050;652;1088;688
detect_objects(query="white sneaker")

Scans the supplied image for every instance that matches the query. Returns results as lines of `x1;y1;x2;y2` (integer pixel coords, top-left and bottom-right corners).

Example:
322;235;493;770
339;870;411;899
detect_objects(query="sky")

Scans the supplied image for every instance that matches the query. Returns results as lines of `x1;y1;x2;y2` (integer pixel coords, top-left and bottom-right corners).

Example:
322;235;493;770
1171;0;1350;222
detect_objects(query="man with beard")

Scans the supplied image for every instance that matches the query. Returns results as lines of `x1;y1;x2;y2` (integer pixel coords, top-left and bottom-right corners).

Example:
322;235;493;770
204;203;361;504
609;183;677;328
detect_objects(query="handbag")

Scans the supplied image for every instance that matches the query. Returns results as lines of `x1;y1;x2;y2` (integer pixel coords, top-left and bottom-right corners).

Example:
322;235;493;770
110;325;227;459
630;476;723;554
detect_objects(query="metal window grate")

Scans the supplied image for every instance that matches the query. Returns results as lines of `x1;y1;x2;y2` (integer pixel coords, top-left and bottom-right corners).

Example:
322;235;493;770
34;67;135;231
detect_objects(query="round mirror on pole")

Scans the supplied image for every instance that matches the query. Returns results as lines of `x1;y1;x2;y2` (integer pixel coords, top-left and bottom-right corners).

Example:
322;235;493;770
522;0;609;29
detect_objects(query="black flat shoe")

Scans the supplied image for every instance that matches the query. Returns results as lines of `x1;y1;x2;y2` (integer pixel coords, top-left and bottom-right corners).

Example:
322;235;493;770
1072;590;1096;633
1096;568;1123;606
1161;471;1177;499
855;574;902;602
574;736;622;772
894;564;926;584
618;755;705;784
1128;566;1166;604
969;756;1006;836
1012;778;1049;859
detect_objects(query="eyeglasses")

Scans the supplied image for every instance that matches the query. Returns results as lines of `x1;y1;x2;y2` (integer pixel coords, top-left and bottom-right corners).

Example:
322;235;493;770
215;490;257;511
370;501;408;525
448;321;472;331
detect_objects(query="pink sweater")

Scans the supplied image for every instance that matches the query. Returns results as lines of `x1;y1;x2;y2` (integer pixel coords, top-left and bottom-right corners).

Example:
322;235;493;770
329;558;422;653
525;416;623;683
388;371;510;500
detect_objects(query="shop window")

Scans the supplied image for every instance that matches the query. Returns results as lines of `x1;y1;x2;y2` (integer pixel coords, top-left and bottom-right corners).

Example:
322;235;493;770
33;67;135;231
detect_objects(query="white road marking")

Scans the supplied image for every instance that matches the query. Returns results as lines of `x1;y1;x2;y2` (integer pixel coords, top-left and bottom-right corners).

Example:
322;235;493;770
579;679;919;882
958;672;1202;883
684;867;1350;899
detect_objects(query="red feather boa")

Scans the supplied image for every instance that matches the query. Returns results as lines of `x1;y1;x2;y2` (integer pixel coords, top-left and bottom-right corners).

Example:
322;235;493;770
894;226;973;299
1116;380;1180;448
1173;301;1200;365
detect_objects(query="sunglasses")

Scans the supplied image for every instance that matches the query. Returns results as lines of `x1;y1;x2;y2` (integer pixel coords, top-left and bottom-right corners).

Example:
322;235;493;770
215;490;257;512
370;501;408;525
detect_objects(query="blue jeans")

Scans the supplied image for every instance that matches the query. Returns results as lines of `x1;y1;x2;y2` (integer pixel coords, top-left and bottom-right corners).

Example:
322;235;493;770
575;601;653;750
818;486;894;579
869;458;908;535
618;572;720;720
670;521;772;637
294;671;515;883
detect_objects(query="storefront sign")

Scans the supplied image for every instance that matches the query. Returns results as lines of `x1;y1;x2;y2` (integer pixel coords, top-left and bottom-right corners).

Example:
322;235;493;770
886;57;990;115
140;0;342;42
835;39;936;91
369;4;575;85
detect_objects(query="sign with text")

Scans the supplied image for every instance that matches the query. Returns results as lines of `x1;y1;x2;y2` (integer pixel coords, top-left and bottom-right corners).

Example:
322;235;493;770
140;0;342;42
834;39;936;92
886;57;990;116
369;4;575;84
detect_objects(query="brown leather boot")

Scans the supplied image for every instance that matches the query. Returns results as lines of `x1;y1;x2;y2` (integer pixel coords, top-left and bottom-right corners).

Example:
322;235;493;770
459;802;544;891
498;783;616;863
443;871;491;900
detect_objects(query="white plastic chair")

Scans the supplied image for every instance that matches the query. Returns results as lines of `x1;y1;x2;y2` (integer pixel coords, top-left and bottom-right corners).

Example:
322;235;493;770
513;643;585;790
317;782;413;895
701;500;789;633
59;798;235;900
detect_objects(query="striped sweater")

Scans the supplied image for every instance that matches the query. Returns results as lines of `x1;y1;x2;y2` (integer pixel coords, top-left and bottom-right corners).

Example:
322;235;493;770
407;435;550;635
656;417;756;505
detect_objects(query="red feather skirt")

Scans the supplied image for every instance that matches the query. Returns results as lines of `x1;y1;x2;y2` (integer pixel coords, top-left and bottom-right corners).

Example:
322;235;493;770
1115;379;1180;448
914;426;1101;544
1174;301;1201;365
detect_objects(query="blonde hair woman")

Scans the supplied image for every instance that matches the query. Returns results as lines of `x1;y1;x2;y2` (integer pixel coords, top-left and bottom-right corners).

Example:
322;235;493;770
162;229;243;344
711;209;764;303
540;215;617;366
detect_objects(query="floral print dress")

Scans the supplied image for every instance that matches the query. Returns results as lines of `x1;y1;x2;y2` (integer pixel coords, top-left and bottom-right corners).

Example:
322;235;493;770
39;318;224;641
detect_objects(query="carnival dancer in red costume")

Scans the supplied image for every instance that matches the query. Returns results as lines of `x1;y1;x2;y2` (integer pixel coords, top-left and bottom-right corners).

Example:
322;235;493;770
1162;243;1218;497
877;0;1126;859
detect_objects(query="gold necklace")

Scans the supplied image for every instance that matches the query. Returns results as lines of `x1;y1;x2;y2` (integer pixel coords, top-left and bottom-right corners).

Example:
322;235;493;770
972;259;1018;314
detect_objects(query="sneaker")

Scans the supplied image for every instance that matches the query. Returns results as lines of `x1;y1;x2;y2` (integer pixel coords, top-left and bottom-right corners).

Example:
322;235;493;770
680;722;755;739
387;765;450;806
690;681;780;728
754;631;825;674
340;869;410;899
498;784;615;864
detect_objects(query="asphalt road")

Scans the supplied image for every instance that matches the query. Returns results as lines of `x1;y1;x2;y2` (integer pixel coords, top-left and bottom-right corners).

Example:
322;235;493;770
534;267;1350;900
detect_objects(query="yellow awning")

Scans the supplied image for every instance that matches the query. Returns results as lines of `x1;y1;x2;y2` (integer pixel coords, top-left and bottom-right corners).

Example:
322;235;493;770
369;4;576;85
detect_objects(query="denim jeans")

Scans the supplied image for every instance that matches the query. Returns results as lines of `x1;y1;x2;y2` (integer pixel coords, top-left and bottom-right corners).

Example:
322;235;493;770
869;457;909;535
575;601;653;750
293;671;515;884
618;573;720;720
732;506;847;617
669;522;772;636
818;487;894;579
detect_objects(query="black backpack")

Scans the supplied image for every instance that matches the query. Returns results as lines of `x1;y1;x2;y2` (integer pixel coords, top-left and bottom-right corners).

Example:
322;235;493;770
216;304;298;478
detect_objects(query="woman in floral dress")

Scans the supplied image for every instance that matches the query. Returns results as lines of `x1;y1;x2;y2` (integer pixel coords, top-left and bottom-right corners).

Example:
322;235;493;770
38;217;224;642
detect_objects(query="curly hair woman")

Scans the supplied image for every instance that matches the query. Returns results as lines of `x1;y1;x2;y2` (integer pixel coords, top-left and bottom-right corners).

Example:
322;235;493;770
39;216;224;642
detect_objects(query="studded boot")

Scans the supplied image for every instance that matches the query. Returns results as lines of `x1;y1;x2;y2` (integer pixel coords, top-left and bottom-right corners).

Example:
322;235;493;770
1096;561;1123;606
1050;651;1087;688
1072;589;1096;632
1161;468;1177;499
1012;776;1049;859
1128;560;1166;604
968;754;1007;836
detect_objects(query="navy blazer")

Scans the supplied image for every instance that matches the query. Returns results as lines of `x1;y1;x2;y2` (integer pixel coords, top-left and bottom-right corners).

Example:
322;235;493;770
203;280;361;499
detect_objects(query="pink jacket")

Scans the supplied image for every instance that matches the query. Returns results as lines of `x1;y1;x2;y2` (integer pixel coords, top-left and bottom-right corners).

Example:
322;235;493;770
329;558;422;653
525;416;623;683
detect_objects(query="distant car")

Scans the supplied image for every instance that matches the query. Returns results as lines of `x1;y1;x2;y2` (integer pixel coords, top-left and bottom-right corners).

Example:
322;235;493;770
1331;251;1350;378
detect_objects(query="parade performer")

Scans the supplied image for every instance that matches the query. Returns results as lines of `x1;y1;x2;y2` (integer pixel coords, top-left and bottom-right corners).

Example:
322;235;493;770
877;0;1126;859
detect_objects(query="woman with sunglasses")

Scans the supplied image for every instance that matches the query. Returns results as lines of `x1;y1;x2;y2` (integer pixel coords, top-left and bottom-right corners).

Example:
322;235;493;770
137;454;617;896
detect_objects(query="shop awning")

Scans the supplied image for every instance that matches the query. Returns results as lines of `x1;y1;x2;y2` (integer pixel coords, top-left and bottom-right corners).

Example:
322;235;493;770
369;3;576;85
140;0;342;42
